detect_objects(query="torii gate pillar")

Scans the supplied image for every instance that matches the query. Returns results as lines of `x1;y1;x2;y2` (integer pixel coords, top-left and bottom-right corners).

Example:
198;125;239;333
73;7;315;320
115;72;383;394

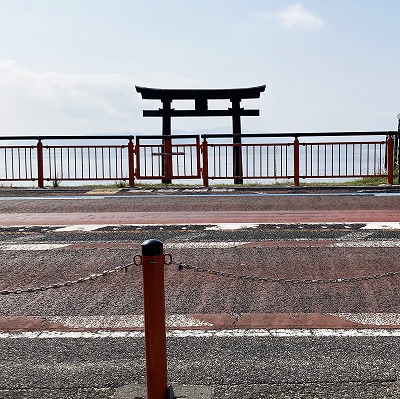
231;98;243;183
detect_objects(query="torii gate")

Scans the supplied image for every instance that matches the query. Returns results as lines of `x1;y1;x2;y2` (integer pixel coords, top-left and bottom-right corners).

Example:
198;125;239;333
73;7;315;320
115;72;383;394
135;85;266;184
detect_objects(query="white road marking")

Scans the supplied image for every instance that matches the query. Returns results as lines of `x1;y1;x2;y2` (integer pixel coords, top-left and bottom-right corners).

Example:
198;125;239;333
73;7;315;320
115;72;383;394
0;196;107;201
333;240;400;247
361;222;400;230
168;328;400;338
337;231;372;241
332;313;400;326
0;243;70;251
2;222;400;229
205;223;259;231
54;225;112;232
2;328;400;339
48;314;212;328
1;222;399;252
166;242;248;249
2;240;400;251
169;239;391;250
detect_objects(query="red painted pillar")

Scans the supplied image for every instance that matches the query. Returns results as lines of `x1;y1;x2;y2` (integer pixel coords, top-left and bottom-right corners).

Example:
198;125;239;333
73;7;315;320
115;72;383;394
164;138;173;183
37;139;44;188
293;137;300;186
202;138;209;187
128;138;135;187
141;239;169;399
387;135;394;185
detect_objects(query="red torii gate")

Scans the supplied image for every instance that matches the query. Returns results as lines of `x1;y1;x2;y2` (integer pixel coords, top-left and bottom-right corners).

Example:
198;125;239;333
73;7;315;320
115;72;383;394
136;85;266;184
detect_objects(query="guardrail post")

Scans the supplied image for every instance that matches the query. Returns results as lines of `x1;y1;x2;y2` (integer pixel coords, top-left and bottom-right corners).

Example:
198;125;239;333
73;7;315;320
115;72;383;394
141;239;170;399
202;138;209;187
163;137;173;184
128;138;135;187
37;139;44;188
387;135;394;185
195;135;201;181
293;136;300;186
397;118;400;184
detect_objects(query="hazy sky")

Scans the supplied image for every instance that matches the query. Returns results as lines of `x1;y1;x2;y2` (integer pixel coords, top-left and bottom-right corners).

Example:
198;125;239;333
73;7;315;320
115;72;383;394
0;0;399;136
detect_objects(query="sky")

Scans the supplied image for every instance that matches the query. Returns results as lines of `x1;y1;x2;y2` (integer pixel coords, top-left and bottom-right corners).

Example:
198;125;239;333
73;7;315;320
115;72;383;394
0;0;399;136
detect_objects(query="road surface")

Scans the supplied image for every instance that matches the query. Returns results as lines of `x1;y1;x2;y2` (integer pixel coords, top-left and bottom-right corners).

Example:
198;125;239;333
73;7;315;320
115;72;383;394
0;187;400;398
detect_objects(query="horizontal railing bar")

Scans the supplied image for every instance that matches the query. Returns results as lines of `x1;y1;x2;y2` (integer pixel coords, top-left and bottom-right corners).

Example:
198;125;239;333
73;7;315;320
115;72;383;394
44;145;127;149
0;178;37;181
136;134;200;140
0;145;35;149
43;177;126;181
301;141;385;146
151;152;186;156
0;135;134;141
201;131;397;139
0;131;397;142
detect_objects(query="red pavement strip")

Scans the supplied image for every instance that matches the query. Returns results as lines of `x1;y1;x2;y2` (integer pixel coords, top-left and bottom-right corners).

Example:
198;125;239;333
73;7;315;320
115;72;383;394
1;209;400;226
0;313;388;332
2;313;400;332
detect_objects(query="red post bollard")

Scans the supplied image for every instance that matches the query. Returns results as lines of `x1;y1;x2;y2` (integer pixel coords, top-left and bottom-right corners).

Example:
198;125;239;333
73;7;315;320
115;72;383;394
387;135;394;185
293;137;300;187
37;139;44;189
201;138;209;187
141;239;169;399
128;138;135;188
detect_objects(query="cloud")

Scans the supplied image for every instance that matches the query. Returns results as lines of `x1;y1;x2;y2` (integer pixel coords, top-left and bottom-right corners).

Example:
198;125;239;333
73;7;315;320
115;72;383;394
0;60;140;135
256;2;326;31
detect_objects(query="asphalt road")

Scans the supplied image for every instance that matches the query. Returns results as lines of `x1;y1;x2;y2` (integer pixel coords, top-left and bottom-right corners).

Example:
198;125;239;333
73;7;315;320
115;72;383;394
1;187;400;398
2;335;400;398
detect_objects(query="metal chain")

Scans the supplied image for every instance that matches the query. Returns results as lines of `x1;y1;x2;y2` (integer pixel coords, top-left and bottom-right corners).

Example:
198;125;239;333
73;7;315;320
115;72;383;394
0;262;134;296
4;257;399;296
174;261;400;284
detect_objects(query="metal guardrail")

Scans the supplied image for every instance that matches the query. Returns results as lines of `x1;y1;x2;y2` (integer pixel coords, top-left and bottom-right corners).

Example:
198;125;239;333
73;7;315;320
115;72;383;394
0;131;398;187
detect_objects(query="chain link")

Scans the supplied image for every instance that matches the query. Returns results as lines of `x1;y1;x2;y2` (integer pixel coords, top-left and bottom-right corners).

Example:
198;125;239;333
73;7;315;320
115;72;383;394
0;263;134;296
174;262;400;284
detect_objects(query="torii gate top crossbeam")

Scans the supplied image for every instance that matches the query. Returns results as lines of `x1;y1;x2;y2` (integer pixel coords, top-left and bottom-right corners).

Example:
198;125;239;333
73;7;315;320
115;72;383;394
135;85;266;117
135;85;266;101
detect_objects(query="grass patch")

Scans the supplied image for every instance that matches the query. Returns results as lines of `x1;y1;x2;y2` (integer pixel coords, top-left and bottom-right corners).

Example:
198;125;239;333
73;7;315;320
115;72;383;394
4;167;397;190
71;176;398;190
114;180;129;188
52;178;61;188
344;166;399;186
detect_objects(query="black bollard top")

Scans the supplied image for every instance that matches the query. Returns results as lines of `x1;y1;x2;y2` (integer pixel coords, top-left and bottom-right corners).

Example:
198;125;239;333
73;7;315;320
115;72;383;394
142;239;163;256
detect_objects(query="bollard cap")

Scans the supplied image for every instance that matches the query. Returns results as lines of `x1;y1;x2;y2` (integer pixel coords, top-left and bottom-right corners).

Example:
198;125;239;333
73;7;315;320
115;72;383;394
142;239;163;256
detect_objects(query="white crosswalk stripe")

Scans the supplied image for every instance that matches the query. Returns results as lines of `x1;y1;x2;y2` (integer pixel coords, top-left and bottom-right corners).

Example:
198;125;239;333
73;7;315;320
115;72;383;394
2;328;400;339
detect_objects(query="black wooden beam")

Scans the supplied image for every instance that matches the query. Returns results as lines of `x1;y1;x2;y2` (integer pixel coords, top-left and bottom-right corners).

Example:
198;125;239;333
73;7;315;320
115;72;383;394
143;109;260;117
136;85;266;100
